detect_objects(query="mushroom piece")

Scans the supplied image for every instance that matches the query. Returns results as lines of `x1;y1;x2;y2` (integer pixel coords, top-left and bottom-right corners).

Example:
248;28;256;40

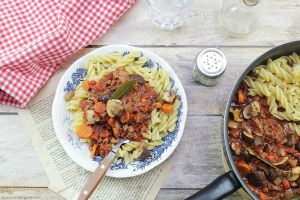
242;121;253;135
279;147;286;157
272;156;289;168
228;120;239;129
98;92;113;102
232;108;242;122
284;189;294;200
137;148;152;160
241;131;254;144
268;169;278;182
285;134;295;147
292;166;300;175
85;110;96;124
231;141;243;156
288;158;298;168
263;143;272;152
132;145;152;160
162;90;176;103
288;173;300;182
273;177;282;186
242;150;252;163
106;99;123;117
242;101;261;119
288;167;300;182
296;177;300;186
257;163;270;176
296;142;300;152
242;105;252;119
247;171;266;187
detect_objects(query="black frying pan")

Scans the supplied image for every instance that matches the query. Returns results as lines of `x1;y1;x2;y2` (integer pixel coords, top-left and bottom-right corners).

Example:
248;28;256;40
185;41;300;200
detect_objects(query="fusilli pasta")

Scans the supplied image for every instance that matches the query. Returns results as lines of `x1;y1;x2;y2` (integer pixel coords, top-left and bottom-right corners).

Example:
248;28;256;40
244;52;300;135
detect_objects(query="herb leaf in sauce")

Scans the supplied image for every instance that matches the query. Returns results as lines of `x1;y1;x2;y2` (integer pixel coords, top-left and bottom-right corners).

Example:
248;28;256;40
243;145;290;174
111;80;137;99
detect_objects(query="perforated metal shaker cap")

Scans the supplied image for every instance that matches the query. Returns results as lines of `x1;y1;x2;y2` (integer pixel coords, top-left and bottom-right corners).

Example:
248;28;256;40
196;48;227;78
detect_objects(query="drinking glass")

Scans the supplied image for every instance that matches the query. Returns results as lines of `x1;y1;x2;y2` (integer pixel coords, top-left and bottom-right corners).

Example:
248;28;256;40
146;0;194;30
219;0;265;36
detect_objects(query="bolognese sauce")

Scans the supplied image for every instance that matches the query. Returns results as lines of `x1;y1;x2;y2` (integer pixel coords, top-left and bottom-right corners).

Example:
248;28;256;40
229;84;300;200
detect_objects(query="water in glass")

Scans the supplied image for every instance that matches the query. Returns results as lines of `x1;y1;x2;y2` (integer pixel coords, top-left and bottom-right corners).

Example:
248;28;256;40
147;0;194;30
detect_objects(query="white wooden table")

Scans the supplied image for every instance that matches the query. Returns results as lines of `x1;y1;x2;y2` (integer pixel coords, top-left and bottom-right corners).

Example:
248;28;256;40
1;0;300;199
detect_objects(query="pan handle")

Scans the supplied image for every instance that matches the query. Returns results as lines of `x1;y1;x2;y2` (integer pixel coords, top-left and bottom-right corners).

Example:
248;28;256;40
185;170;241;200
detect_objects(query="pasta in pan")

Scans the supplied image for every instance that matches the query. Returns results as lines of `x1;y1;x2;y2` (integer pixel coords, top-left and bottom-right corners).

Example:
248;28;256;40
244;52;300;135
66;51;180;164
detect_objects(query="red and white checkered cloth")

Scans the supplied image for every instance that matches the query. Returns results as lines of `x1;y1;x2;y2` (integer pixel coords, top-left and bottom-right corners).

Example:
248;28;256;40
0;0;136;108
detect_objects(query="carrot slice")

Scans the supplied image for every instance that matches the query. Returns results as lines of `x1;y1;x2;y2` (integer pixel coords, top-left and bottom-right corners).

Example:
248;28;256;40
237;89;245;104
161;104;173;113
107;118;115;127
94;102;106;113
112;127;121;137
282;179;290;189
91;144;97;158
82;80;90;91
236;161;252;174
76;125;93;139
258;191;268;200
246;183;255;191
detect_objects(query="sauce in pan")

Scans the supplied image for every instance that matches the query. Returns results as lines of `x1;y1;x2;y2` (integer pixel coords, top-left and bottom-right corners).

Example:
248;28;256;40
229;84;300;200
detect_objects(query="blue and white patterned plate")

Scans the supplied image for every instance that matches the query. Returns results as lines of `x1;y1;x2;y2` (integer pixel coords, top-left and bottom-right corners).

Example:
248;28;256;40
52;45;187;178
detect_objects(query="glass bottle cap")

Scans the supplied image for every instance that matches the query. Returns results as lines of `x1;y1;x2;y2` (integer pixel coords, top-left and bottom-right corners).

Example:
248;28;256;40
243;0;260;6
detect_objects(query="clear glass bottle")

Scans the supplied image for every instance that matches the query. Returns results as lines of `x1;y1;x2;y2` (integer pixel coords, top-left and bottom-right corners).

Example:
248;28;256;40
219;0;265;36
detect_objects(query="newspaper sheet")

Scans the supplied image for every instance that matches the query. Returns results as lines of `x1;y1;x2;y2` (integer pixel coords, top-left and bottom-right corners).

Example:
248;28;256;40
17;68;171;200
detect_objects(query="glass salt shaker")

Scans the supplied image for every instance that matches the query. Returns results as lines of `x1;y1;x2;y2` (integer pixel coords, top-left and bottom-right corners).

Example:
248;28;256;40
219;0;265;36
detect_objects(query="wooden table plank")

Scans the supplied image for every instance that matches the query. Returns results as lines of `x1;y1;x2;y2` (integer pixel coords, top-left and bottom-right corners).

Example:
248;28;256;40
157;189;242;200
0;115;49;187
0;46;271;114
0;187;243;200
94;0;300;46
0;187;64;200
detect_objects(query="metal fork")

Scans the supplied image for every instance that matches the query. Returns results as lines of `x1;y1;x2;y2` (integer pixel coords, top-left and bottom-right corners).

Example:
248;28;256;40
78;138;129;200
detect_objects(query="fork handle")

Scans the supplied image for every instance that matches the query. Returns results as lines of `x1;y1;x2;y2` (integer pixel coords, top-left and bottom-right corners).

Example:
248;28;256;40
78;152;115;200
